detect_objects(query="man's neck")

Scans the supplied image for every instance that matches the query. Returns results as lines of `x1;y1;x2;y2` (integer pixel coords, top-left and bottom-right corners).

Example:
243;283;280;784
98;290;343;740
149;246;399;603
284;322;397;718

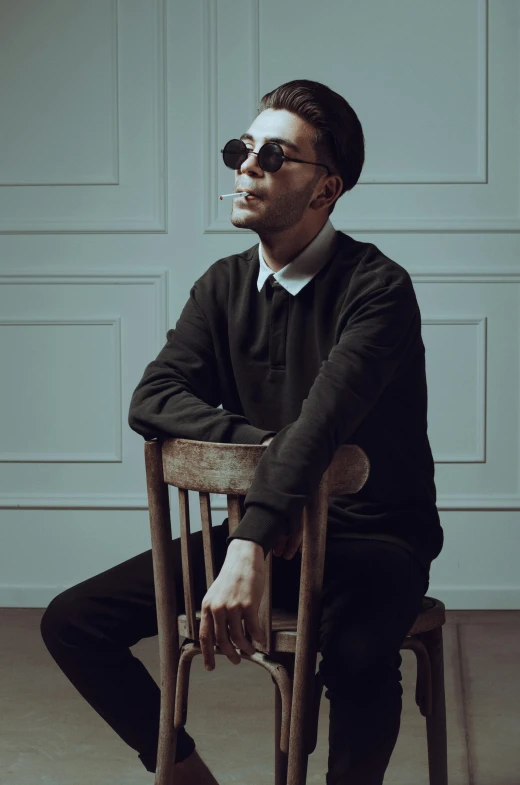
260;217;328;273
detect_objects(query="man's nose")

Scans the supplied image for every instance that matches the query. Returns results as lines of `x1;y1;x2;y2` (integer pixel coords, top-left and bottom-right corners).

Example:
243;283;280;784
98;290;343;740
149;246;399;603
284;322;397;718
238;149;262;175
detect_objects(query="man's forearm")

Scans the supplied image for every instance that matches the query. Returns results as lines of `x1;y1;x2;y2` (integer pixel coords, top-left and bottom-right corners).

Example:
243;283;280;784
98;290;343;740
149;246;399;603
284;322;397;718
225;432;278;557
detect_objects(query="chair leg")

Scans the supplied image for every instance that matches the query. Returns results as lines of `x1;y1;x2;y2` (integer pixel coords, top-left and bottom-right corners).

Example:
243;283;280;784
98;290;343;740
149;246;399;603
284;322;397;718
401;636;432;716
155;653;180;785
271;653;294;785
155;642;199;785
273;677;289;785
174;644;200;731
286;666;312;785
420;627;448;785
306;670;323;755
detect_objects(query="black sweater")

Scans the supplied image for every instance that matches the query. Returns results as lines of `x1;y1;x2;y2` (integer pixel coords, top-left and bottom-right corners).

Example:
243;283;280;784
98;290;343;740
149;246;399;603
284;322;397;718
128;228;443;573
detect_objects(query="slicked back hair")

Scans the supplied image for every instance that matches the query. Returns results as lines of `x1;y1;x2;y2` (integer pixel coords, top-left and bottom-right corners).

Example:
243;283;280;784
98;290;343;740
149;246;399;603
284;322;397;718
258;79;365;215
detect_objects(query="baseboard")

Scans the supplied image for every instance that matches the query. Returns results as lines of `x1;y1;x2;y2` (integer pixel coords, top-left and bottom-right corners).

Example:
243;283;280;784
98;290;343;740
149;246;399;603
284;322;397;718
1;584;520;610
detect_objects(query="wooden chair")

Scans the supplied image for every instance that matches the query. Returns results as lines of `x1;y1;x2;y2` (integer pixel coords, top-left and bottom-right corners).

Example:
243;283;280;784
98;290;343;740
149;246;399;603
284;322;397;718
144;437;448;785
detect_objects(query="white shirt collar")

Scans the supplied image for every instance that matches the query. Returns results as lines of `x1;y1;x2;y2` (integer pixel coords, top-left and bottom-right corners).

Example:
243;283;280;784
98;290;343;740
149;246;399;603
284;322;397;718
256;218;338;296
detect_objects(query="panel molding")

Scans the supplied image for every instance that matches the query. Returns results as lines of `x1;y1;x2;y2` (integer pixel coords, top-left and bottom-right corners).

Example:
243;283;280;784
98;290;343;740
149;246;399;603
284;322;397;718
0;0;167;233
0;317;123;462
1;492;519;512
0;270;168;352
0;269;168;507
0;493;148;508
209;494;520;513
424;316;487;463
0;0;120;187
203;0;260;235
410;271;520;283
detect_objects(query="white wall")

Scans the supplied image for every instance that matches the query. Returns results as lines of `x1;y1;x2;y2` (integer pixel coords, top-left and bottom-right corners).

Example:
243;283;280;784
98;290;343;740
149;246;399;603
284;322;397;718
0;0;518;609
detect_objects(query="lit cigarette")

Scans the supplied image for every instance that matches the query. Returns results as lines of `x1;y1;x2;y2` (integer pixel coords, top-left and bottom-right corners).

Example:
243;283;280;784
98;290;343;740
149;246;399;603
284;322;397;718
219;191;248;200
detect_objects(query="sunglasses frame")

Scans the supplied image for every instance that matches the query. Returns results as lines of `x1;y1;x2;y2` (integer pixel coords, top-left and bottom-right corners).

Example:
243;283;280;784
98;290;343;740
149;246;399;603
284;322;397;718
220;138;331;175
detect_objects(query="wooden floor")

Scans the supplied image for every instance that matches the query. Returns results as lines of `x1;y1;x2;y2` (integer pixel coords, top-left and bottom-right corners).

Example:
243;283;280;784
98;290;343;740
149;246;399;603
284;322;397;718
1;608;519;784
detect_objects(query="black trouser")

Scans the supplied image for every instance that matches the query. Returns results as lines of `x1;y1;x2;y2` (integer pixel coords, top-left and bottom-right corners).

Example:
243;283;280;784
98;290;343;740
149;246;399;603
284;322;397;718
40;522;429;785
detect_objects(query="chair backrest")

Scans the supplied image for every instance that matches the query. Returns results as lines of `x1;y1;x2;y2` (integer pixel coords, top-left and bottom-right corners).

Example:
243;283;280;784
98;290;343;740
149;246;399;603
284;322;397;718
144;438;370;656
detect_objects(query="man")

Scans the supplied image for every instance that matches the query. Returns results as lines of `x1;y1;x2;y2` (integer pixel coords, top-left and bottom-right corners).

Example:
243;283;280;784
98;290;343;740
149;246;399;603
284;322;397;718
41;79;443;785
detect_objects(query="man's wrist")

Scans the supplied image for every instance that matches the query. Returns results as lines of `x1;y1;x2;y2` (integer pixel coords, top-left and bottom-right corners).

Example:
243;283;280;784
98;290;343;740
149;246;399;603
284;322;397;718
227;538;263;555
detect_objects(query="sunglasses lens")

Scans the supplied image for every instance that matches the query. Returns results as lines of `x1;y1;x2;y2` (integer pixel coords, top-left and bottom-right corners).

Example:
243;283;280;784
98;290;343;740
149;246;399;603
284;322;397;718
222;140;283;172
258;143;283;172
222;139;247;169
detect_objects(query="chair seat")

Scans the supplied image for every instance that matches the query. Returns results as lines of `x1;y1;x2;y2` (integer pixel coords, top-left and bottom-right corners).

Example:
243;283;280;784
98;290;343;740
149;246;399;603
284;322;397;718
178;596;445;655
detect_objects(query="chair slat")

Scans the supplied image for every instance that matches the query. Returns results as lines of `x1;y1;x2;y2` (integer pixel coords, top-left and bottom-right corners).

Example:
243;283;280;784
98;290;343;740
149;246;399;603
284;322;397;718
226;494;242;535
178;489;197;640
199;492;216;588
257;551;273;655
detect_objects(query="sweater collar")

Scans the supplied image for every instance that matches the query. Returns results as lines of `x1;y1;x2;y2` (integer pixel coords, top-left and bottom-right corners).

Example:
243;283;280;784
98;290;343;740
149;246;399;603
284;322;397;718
256;218;338;295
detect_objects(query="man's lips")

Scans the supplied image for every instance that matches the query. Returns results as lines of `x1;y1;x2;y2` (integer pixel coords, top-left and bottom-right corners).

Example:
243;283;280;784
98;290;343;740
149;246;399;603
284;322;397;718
236;190;262;198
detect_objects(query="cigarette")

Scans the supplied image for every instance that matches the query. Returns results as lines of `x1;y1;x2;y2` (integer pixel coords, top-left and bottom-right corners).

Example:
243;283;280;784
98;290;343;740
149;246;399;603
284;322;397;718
219;191;248;200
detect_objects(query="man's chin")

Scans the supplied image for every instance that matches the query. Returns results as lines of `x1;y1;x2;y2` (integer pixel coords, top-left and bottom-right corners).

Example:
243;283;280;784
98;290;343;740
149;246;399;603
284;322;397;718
230;214;258;229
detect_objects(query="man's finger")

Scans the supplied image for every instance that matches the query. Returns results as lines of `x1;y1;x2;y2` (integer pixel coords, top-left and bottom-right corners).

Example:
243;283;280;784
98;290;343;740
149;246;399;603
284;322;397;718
213;609;240;664
199;607;216;670
273;535;289;557
242;605;266;647
228;611;256;656
283;530;304;560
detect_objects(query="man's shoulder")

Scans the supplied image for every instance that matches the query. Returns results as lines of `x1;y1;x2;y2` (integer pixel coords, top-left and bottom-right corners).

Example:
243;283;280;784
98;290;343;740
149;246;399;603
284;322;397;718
334;233;413;294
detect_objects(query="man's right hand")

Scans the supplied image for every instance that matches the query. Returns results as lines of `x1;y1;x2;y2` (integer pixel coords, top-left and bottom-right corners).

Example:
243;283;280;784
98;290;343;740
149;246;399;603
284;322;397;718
272;522;303;559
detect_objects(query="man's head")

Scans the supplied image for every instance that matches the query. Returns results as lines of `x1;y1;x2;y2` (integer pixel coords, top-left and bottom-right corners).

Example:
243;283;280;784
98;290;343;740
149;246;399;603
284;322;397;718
229;79;365;237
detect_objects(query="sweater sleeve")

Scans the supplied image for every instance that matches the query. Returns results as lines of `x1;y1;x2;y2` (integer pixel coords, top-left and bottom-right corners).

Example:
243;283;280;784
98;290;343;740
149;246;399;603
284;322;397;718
227;283;420;557
128;284;273;446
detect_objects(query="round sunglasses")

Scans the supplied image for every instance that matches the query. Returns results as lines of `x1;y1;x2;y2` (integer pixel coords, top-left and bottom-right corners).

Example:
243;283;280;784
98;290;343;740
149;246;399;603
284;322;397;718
221;138;331;175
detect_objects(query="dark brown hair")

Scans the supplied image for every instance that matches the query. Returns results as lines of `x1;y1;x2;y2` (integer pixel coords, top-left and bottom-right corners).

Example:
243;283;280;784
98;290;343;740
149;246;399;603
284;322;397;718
258;79;365;215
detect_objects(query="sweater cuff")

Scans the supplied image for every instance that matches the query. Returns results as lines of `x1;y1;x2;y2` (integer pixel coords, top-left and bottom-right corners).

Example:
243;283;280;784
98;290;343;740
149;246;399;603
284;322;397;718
230;425;276;445
226;506;290;558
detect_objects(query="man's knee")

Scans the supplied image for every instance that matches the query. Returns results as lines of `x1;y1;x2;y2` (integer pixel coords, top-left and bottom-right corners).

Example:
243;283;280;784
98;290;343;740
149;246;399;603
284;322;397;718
319;640;402;699
40;589;85;650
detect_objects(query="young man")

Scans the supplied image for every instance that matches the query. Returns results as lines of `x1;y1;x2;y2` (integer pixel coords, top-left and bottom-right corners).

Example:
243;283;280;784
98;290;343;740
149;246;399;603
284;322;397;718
41;79;443;785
